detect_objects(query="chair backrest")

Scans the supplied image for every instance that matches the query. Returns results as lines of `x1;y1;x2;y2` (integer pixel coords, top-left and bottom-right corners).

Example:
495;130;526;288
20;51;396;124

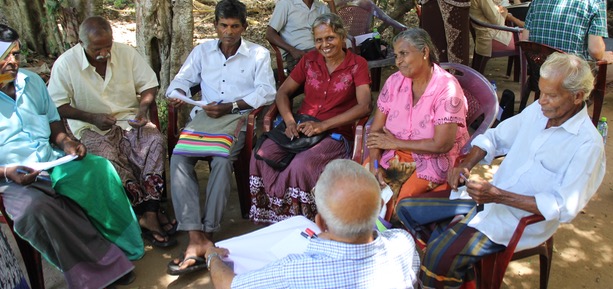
517;41;563;112
336;0;408;36
590;60;607;126
354;63;498;163
469;15;523;58
336;0;375;36
469;14;524;81
518;41;607;126
439;62;498;155
268;40;288;87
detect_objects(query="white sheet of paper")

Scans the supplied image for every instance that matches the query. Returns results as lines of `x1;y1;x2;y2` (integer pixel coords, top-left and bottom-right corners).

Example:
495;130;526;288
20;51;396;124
168;90;208;107
22;155;78;171
379;185;394;218
215;216;321;275
449;186;473;200
354;32;375;46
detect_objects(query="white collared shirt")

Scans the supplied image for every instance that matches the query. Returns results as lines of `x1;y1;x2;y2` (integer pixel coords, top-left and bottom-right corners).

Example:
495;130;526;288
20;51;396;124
165;38;276;113
48;42;159;138
468;101;605;251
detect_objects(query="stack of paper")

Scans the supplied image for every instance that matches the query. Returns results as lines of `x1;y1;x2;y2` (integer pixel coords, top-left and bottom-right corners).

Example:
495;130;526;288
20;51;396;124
216;216;321;274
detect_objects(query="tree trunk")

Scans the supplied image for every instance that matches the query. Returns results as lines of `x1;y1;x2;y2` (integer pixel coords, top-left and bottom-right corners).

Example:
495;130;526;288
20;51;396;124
168;0;195;128
135;0;193;130
66;0;104;20
0;0;65;56
0;0;99;57
169;0;194;78
135;0;172;98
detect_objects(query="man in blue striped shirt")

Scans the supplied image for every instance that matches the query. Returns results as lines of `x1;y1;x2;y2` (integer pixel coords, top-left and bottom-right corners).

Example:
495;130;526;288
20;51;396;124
205;159;420;289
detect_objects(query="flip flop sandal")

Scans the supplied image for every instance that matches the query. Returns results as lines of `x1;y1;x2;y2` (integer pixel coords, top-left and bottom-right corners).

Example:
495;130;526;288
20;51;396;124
158;208;178;235
142;229;177;248
167;255;207;276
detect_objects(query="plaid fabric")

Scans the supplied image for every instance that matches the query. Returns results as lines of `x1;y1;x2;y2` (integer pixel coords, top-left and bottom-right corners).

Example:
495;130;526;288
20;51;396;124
232;229;421;289
525;0;608;60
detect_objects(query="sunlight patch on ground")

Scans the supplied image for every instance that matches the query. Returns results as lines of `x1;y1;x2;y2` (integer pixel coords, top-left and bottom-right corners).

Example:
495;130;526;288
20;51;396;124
166;274;212;288
110;20;136;46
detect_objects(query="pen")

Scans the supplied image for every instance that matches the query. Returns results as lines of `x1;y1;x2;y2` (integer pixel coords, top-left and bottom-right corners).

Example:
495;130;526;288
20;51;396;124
217;100;223;105
300;231;310;239
16;169;51;182
461;173;483;212
374;159;379;170
305;228;318;239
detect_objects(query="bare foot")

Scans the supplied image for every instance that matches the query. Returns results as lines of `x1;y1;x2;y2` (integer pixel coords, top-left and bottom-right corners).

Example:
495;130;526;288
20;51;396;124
174;231;214;270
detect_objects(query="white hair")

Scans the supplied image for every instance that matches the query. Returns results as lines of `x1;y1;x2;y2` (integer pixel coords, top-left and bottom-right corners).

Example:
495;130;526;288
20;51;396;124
314;159;380;239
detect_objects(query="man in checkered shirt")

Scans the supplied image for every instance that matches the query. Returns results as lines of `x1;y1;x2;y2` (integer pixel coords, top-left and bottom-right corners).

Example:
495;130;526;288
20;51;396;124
521;0;613;63
205;159;421;289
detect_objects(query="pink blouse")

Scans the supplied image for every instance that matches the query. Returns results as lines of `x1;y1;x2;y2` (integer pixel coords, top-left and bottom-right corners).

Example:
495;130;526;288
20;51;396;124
377;64;469;183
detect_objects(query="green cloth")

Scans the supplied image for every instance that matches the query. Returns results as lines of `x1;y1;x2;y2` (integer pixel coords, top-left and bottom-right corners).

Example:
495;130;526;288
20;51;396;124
50;154;144;260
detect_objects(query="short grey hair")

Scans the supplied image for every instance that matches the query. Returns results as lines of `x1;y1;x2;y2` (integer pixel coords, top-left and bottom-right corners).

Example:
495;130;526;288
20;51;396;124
79;16;113;48
393;28;439;65
314;159;380;239
540;52;594;100
312;13;347;41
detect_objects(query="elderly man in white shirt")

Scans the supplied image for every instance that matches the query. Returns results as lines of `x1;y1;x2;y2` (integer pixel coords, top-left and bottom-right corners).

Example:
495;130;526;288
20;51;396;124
396;52;606;289
165;0;276;276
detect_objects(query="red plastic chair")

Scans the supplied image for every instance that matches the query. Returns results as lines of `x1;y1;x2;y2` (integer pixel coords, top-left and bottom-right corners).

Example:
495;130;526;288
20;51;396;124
269;41;289;88
477;214;553;289
516;41;563;113
353;62;499;164
336;0;408;91
0;198;45;289
469;14;523;82
166;94;265;219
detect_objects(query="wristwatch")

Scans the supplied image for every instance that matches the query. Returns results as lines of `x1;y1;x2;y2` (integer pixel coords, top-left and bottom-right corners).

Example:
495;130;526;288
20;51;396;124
231;101;240;114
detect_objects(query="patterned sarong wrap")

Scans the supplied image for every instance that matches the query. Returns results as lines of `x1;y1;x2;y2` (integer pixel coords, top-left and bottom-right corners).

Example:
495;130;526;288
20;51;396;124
50;154;144;260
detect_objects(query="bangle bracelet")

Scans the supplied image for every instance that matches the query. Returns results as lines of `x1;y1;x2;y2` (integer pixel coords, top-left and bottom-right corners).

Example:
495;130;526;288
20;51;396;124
4;166;11;183
206;252;220;270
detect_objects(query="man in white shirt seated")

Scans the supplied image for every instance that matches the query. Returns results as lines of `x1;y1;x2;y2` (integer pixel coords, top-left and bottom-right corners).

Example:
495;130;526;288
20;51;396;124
396;52;606;289
165;0;276;276
204;159;421;289
48;16;174;248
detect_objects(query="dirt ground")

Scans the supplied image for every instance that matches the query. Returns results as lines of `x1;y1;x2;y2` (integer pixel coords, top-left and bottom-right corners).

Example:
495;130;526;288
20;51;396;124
3;2;613;289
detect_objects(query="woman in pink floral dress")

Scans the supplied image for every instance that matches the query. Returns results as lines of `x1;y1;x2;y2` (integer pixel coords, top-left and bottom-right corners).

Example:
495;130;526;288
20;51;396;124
366;28;469;221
